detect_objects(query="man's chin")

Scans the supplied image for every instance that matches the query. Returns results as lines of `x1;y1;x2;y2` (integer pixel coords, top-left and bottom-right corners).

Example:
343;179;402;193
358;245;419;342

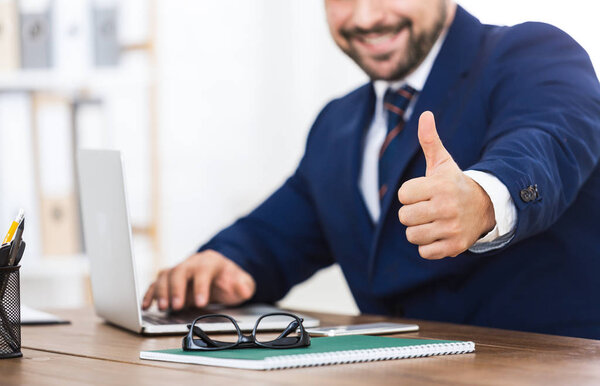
360;61;410;81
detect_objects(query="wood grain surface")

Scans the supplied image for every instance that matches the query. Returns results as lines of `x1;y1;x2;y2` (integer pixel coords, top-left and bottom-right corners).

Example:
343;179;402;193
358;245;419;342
4;308;597;385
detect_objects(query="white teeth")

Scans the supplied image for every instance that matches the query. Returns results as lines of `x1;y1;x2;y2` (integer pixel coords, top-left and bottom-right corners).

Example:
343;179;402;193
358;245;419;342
363;33;395;45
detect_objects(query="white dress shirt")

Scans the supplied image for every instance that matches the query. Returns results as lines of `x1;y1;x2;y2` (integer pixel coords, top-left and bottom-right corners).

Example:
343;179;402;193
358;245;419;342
358;30;517;251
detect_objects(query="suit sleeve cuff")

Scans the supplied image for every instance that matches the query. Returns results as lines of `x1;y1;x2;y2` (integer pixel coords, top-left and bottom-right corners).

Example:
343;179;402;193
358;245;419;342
463;169;517;252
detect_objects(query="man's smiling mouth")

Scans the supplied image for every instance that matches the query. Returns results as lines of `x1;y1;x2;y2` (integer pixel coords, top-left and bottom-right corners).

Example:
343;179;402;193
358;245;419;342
348;19;411;45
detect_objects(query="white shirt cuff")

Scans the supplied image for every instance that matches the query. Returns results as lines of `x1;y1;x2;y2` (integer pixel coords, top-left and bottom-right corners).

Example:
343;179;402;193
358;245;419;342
463;170;517;252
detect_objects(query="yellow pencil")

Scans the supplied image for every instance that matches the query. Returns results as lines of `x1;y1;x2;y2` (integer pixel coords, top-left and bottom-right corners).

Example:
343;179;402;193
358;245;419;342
2;208;24;245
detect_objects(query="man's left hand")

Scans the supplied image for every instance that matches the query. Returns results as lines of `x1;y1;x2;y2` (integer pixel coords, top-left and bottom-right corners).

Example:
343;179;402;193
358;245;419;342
397;111;496;259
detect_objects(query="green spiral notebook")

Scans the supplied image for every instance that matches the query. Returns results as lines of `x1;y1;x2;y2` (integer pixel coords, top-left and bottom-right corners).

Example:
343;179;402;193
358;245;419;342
140;335;475;371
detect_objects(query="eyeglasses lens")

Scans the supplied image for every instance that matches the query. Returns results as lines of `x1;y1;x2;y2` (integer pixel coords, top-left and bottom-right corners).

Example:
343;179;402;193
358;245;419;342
192;316;239;349
255;315;302;347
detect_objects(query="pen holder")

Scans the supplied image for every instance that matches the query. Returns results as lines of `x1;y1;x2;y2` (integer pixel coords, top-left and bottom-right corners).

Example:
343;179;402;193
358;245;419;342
0;248;23;359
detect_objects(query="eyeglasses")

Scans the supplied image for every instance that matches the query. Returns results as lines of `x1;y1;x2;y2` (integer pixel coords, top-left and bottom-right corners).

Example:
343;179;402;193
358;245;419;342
182;312;311;351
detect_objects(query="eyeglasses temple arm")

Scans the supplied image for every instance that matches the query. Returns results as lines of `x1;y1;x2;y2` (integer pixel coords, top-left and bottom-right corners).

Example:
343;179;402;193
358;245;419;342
191;326;220;347
275;320;301;340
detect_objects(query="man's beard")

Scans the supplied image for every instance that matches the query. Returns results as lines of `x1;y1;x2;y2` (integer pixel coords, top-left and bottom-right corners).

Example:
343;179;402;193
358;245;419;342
340;5;447;81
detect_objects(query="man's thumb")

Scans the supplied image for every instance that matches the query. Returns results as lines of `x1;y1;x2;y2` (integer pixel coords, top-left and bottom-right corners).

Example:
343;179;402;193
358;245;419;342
418;111;452;176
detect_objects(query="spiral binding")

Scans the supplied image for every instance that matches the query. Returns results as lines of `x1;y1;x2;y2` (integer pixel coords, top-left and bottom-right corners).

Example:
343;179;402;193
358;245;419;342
262;342;475;370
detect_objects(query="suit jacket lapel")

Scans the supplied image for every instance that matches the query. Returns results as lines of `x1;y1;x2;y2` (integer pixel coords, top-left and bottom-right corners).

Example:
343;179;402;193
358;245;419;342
335;84;377;251
367;6;486;280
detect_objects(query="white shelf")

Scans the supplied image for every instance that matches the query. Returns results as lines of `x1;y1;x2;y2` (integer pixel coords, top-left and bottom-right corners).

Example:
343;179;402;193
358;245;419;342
0;68;151;93
19;254;91;309
20;254;89;279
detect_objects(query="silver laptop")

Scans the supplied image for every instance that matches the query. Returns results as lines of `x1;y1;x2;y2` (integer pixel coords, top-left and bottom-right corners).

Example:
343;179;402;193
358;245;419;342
77;149;319;334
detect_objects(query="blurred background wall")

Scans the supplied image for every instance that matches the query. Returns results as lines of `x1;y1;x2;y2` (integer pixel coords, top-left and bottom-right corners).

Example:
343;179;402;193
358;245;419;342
0;0;598;314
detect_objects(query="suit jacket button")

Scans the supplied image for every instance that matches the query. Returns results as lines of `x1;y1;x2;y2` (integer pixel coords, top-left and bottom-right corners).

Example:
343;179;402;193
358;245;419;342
520;185;537;202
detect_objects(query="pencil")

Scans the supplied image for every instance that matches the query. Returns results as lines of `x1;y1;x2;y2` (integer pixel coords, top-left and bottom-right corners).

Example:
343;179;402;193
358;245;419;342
2;208;24;245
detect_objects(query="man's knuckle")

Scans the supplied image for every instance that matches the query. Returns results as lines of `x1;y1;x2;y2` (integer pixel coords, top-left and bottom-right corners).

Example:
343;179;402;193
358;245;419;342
454;238;468;253
449;220;461;236
398;187;408;203
405;227;416;243
418;246;431;259
169;266;181;277
156;274;168;287
187;256;203;268
399;207;409;224
427;203;439;219
440;200;457;218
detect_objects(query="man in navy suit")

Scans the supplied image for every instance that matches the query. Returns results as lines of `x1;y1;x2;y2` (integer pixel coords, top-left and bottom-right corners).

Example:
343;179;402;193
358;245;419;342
143;1;600;338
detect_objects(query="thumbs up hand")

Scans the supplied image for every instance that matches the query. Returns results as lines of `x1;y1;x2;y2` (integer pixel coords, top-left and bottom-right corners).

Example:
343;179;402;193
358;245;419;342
397;111;496;259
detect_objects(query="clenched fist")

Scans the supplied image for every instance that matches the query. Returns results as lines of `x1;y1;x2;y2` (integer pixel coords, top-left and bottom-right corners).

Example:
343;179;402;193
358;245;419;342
397;111;495;259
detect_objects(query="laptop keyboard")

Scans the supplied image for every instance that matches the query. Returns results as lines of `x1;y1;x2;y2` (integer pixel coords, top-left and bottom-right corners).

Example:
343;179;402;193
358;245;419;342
142;309;202;325
142;304;294;326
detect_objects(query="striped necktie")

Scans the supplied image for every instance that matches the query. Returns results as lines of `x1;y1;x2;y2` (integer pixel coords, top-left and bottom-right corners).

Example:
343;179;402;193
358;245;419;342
378;85;418;201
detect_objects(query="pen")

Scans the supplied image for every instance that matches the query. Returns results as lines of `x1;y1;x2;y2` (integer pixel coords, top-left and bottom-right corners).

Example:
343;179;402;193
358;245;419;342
0;215;23;352
2;209;24;245
8;219;24;266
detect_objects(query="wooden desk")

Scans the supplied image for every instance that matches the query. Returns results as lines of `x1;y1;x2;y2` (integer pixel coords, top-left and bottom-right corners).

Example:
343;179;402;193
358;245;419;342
1;308;599;385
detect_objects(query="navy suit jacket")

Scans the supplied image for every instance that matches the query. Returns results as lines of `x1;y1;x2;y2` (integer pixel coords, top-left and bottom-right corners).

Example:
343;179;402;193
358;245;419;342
201;7;600;339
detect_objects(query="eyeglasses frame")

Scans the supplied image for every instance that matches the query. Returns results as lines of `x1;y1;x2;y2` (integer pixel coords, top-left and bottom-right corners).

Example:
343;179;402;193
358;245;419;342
182;311;311;351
